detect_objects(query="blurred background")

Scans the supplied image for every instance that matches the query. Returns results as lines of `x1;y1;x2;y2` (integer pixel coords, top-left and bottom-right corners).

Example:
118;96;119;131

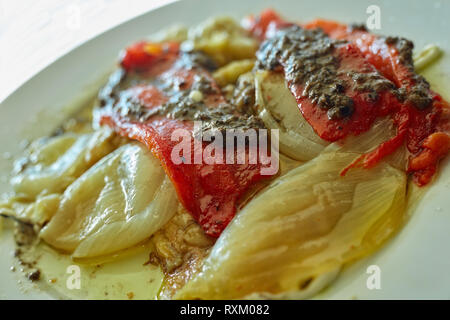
0;0;176;102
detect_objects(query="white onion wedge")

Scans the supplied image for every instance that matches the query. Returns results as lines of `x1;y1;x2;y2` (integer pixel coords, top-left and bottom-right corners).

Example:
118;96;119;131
254;71;329;161
12;128;118;199
40;143;178;258
2;129;120;226
176;150;407;299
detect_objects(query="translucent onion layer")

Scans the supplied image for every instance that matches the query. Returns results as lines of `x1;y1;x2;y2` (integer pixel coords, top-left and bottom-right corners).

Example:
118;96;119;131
176;149;407;299
254;71;329;161
40;143;178;258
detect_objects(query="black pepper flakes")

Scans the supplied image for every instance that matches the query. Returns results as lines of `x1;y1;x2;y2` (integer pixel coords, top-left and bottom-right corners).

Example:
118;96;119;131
27;269;41;282
383;36;433;109
98;50;265;134
256;25;354;119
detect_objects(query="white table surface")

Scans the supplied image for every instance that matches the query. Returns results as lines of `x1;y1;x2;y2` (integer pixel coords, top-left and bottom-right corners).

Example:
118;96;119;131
0;0;176;103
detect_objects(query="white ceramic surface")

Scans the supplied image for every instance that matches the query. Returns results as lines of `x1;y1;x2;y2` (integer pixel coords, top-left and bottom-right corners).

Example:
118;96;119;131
1;0;449;299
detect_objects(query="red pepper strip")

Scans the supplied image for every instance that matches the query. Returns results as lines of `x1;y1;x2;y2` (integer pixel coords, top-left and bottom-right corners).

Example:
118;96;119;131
290;43;403;142
245;9;450;186
98;44;272;237
242;8;291;40
291;43;413;175
340;108;409;176
303;19;414;91
303;18;450;185
408;132;450;186
303;18;448;148
247;15;411;161
120;41;179;73
100;113;268;237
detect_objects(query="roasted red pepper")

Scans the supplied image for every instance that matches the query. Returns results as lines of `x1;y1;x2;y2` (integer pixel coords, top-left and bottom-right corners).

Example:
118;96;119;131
247;9;450;186
304;18;450;185
120;41;179;72
98;45;272;237
242;8;288;40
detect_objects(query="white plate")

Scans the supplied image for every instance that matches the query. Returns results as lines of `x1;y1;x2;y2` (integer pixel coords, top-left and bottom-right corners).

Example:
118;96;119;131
1;0;449;299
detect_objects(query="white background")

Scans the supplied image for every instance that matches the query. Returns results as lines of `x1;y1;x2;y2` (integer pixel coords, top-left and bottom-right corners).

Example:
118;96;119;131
0;0;175;102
